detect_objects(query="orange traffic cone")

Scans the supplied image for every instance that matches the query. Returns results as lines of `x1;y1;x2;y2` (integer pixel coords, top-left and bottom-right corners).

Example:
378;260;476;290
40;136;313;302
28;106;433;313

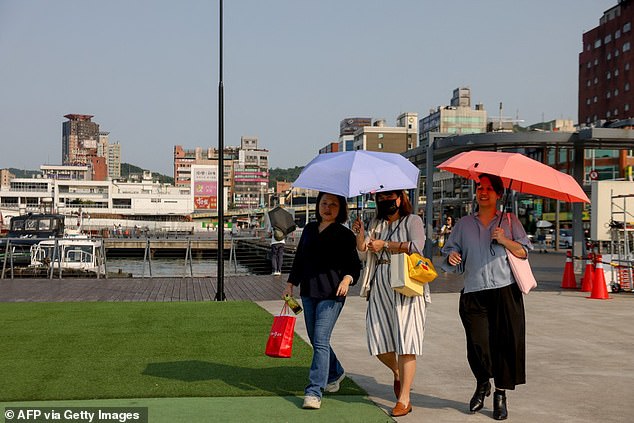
580;253;594;292
588;254;610;300
561;251;577;289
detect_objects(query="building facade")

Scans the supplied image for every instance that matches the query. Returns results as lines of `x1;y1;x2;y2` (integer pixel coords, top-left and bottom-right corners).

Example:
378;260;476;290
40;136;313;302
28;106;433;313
107;141;122;180
578;0;634;180
174;136;269;209
62;114;100;166
1;169;15;188
339;117;371;152
352;112;418;153
419;87;487;146
578;0;633;125
0;174;192;218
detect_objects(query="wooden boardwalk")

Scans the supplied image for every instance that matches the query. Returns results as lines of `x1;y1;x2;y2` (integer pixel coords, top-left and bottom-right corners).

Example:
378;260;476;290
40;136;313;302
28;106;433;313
0;271;463;303
0;252;569;303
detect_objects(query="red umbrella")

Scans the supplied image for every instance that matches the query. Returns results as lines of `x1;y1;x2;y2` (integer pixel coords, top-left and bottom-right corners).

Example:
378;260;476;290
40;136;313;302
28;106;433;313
437;151;589;203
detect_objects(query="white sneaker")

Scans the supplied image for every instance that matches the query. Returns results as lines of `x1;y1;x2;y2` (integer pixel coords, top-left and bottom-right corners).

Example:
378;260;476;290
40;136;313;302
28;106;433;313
273;271;281;276
302;395;321;409
324;372;345;393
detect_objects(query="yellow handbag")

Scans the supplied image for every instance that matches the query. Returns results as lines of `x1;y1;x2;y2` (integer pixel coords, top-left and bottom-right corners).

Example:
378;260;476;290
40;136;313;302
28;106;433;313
407;253;438;284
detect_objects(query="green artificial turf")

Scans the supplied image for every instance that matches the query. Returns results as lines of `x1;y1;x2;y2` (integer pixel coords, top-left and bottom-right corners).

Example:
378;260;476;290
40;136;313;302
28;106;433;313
0;302;366;402
0;397;394;423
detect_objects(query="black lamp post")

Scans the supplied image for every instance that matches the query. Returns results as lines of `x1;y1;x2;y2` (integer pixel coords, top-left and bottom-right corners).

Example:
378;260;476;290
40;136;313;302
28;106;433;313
215;0;226;301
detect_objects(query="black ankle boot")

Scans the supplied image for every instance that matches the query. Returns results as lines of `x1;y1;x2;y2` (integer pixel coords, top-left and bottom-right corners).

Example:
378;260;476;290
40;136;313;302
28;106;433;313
469;381;491;413
493;390;508;420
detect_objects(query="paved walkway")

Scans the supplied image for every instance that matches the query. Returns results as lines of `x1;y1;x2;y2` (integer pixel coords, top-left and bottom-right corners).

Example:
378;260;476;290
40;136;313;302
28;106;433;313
2;252;632;422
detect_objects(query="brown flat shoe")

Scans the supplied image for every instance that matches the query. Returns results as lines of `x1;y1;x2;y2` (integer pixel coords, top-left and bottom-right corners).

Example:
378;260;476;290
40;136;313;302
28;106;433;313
393;380;401;399
391;401;412;417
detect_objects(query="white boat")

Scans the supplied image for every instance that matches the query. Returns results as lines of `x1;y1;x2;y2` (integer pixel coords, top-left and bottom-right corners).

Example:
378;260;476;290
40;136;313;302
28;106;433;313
30;235;105;276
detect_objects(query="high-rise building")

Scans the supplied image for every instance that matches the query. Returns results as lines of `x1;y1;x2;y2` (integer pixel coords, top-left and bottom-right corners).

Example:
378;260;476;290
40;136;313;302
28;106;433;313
578;0;633;125
419;88;487;146
62;114;100;165
233;137;269;209
107;142;122;180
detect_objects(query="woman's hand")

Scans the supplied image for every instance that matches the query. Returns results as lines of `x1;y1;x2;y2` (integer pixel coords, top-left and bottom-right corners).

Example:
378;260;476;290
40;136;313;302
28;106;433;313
492;227;509;244
447;251;462;266
367;238;387;253
282;283;293;300
336;276;352;296
352;216;367;250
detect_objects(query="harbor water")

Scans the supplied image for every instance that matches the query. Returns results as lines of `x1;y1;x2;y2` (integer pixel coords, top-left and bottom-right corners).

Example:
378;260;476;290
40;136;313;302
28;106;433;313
106;257;250;277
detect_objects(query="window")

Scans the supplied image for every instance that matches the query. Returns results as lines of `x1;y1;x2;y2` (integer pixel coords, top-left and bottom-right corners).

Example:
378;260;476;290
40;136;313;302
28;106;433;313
607;52;612;60
623;42;631;52
607;71;611;80
607;110;612;118
625;104;630;112
615;89;619;96
607;91;611;99
594;77;599;84
594;96;598;103
377;143;384;149
605;34;612;44
615;49;620;57
587;98;591;105
378;133;384;139
594;58;599;65
587;80;591;87
615;69;619;77
614;108;619;116
616;29;621;39
594;39;602;48
626;63;630;70
627;83;631;92
624;22;631;32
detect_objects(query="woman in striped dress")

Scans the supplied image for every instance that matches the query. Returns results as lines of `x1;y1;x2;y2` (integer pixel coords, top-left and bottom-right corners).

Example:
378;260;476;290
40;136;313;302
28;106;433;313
352;189;431;418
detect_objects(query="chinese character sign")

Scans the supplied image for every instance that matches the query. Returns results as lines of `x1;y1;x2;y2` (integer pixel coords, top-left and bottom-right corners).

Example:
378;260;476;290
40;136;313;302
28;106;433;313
191;165;218;211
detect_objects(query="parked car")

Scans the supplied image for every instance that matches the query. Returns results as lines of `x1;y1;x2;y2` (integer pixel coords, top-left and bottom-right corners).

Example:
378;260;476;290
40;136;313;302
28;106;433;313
559;229;573;248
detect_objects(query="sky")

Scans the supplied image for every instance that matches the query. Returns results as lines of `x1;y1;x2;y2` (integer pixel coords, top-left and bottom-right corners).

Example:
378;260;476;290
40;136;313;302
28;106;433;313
0;0;618;175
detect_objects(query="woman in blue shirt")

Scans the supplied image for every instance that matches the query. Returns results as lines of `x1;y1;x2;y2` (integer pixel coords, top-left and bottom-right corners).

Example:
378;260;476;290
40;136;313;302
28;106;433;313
442;174;532;421
283;192;361;410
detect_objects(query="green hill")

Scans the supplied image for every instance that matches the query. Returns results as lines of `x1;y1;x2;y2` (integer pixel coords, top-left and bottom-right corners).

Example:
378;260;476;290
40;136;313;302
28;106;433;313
120;163;173;184
269;166;303;188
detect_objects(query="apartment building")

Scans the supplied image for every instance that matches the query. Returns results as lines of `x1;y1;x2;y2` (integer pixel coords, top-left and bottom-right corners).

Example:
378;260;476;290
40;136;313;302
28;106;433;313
579;0;633;125
174;136;269;210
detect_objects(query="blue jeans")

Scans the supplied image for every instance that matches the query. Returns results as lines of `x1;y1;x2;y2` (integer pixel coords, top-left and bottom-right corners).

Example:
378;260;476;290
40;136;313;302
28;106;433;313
301;296;345;398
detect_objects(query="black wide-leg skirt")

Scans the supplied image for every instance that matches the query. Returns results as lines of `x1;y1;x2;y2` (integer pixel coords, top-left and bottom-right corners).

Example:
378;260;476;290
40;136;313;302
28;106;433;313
459;283;526;390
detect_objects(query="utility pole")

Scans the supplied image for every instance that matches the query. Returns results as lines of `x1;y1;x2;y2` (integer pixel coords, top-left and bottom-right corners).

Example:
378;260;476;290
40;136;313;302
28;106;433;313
215;0;226;301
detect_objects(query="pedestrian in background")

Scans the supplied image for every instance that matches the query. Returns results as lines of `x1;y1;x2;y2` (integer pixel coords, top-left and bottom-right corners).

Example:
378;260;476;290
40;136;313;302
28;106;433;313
269;227;286;276
437;215;454;255
283;191;361;410
442;173;532;421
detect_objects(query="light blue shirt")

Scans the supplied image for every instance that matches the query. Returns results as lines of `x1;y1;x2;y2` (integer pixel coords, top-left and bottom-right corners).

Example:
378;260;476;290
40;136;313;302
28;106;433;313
441;211;533;293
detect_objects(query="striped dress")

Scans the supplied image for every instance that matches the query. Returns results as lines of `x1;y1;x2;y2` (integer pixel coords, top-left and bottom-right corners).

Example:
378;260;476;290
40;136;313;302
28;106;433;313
365;214;431;356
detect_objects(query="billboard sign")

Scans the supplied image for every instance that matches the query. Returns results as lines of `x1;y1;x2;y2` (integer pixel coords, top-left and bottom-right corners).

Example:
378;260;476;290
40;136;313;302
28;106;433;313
191;165;218;211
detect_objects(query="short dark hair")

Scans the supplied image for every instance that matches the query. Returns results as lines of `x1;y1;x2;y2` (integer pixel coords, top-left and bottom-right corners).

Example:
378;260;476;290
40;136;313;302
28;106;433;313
376;189;413;218
315;192;349;224
478;173;504;196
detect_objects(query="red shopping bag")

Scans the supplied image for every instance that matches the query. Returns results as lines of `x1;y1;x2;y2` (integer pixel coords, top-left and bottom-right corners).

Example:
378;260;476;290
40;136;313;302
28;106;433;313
265;304;296;358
